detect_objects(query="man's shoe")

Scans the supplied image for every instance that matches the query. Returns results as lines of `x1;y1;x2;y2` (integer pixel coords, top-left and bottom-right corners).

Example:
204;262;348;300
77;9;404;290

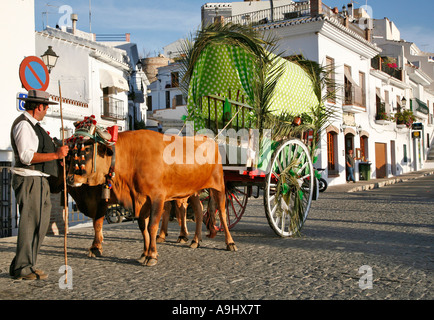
14;272;37;281
34;269;48;280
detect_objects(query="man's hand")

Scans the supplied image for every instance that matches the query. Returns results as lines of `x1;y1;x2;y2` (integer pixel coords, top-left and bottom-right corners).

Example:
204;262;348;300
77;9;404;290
56;145;69;159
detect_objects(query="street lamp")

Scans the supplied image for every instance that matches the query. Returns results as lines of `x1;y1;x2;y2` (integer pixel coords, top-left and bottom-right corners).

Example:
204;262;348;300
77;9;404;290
401;96;407;108
41;46;59;73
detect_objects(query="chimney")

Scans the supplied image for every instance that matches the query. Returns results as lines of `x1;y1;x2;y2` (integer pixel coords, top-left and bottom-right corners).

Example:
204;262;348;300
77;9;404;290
365;28;371;42
126;33;130;42
347;3;354;17
71;13;78;34
310;0;323;17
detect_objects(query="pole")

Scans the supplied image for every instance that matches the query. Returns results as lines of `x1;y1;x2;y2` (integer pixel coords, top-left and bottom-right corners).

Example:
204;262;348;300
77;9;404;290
58;81;68;284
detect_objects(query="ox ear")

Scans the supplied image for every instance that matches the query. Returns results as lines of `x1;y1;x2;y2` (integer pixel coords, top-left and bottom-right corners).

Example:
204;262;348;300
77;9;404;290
96;144;114;157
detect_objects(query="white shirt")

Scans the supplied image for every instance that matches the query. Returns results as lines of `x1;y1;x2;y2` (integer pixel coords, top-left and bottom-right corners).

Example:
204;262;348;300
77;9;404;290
11;112;49;177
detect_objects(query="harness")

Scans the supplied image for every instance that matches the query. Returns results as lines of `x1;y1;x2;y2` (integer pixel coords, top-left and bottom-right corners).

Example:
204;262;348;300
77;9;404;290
67;116;117;201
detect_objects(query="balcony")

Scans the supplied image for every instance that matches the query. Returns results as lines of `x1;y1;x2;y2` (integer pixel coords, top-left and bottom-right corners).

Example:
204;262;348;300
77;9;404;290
227;2;310;26
374;103;391;125
101;96;125;121
371;56;403;81
343;85;365;113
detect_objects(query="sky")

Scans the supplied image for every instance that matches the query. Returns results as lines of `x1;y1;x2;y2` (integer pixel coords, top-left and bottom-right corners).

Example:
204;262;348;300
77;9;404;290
35;0;434;56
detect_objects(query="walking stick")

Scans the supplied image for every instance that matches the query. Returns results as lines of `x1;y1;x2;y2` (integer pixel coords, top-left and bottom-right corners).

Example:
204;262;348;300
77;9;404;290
58;81;68;284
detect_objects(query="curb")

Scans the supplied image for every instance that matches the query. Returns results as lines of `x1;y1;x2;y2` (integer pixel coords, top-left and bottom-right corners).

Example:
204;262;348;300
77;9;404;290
347;170;434;193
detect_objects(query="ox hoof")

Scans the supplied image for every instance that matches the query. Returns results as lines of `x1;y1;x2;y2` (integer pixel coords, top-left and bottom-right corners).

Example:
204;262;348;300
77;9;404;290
144;257;158;267
177;236;189;244
226;243;238;252
156;236;166;243
189;240;200;249
88;248;102;258
137;254;147;264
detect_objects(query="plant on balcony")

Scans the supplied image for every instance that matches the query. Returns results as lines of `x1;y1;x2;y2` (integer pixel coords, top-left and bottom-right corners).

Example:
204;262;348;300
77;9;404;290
383;56;398;69
375;111;390;121
392;109;416;128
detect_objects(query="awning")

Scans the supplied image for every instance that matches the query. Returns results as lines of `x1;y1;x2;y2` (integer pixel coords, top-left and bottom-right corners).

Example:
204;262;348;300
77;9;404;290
344;67;358;86
413;98;429;115
99;69;129;92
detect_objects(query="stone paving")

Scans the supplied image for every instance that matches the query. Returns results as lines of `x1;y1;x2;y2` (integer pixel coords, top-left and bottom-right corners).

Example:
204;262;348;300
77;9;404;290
0;169;432;301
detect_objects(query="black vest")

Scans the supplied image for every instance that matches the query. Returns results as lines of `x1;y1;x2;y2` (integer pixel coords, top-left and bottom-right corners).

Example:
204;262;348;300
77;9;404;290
11;114;58;177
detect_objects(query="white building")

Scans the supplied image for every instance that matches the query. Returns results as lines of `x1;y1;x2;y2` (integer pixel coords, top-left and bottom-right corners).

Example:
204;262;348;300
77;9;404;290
150;0;434;186
0;0;36;237
35;25;131;137
255;0;434;184
147;61;188;131
0;0;36;163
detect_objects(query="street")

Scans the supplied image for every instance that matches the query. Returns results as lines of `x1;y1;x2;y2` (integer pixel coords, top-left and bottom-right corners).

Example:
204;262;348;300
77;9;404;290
0;175;432;303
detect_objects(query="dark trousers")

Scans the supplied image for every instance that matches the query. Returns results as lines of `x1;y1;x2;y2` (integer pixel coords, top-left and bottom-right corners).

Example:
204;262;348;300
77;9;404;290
9;175;52;278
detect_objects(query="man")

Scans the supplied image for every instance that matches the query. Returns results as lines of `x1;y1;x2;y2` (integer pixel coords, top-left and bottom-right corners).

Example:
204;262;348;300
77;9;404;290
9;90;69;280
346;149;356;183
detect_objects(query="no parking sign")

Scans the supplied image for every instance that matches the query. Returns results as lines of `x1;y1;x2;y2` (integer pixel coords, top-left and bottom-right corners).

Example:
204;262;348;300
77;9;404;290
19;56;50;91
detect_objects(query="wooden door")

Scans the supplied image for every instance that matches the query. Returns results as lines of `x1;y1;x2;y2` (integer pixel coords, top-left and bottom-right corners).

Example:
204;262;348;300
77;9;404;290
375;143;387;178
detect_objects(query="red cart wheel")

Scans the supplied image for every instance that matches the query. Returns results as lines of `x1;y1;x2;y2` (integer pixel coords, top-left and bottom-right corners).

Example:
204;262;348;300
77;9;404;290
201;184;248;231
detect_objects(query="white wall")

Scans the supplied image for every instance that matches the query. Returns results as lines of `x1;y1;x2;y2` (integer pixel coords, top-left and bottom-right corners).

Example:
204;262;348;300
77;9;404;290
35;32;129;136
0;0;35;162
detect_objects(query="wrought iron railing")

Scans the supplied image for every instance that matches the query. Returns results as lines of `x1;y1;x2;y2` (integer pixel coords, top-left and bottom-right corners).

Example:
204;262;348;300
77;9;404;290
101;96;125;120
371;56;403;81
344;85;365;107
227;2;310;26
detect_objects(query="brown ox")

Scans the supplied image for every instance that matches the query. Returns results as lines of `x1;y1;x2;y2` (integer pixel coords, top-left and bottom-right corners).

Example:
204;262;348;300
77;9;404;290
67;130;237;266
50;162;204;258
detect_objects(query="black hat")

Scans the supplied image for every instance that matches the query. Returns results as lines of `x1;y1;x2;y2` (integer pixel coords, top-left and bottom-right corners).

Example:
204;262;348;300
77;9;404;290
17;90;58;105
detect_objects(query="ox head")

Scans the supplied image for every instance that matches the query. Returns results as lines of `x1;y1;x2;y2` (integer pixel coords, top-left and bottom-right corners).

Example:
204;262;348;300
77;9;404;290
66;127;114;187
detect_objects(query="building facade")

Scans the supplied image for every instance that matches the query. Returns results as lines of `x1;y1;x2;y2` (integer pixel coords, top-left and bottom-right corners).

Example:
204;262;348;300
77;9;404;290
199;0;434;186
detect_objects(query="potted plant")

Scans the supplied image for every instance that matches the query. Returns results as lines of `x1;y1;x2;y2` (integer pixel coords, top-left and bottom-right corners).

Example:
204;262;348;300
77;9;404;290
393;109;415;128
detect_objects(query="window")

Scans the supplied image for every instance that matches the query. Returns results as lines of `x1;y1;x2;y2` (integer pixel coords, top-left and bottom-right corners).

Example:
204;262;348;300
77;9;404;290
344;65;353;105
326;56;336;103
358;72;366;107
165;91;170;109
101;87;125;120
171;72;179;88
384;90;390;113
174;94;184;107
375;88;385;120
147;96;152;111
327;131;338;175
360;135;368;161
396;95;401;113
403;144;407;163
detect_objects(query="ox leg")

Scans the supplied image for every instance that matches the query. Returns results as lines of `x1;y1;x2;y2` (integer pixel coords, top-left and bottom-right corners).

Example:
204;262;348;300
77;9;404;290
89;215;104;258
157;202;172;243
205;195;217;239
212;189;237;252
137;202;151;264
145;200;165;267
175;200;189;244
189;195;203;249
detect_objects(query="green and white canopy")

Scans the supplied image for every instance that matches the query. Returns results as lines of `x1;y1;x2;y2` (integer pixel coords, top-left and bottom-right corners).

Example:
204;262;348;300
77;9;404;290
186;44;319;131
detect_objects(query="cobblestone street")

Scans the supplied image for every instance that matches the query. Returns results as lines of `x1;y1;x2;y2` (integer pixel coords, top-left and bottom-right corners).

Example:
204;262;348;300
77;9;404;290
0;173;432;303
